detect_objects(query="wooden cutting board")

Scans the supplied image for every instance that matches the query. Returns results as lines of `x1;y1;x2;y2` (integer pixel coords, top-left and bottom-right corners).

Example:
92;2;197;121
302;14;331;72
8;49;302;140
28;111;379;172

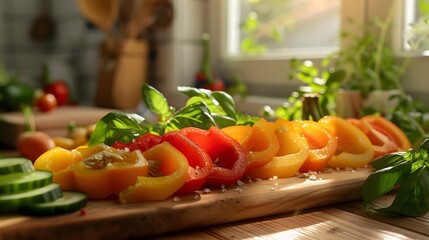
0;168;372;239
0;106;113;147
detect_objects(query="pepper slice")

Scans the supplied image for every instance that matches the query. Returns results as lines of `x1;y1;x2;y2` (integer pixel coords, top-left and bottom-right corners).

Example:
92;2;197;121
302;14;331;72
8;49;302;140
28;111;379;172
181;126;247;187
111;133;162;152
294;120;338;172
360;115;412;152
318;116;374;168
34;144;149;199
247;118;309;179
161;130;212;195
119;142;189;203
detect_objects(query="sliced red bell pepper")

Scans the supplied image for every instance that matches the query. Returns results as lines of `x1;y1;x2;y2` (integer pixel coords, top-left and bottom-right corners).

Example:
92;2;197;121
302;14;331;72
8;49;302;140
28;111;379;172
180;126;247;187
161;130;213;195
111;133;162;152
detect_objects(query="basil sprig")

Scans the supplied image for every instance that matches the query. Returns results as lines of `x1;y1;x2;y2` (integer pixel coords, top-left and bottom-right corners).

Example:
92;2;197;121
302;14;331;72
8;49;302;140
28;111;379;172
89;83;258;145
362;138;429;217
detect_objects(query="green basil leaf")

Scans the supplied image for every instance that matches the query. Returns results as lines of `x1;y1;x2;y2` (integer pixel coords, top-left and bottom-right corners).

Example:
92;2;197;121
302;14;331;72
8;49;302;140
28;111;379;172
212;114;237;129
211;91;237;119
362;161;411;205
177;86;211;98
165;102;216;131
236;112;259;126
379;166;429;217
88;112;151;146
141;83;174;121
371;152;407;170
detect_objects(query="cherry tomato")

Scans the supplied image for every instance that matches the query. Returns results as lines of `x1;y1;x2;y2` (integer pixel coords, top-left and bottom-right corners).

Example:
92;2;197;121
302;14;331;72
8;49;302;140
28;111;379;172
37;93;57;112
44;81;69;106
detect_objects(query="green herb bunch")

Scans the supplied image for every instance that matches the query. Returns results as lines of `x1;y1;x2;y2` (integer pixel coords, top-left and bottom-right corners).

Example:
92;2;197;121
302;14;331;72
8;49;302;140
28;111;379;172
89;83;258;146
261;58;344;121
362;138;429;217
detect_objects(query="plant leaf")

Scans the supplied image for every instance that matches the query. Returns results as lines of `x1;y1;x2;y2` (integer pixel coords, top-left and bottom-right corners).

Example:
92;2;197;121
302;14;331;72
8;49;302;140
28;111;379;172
379;166;429;217
165;102;216;132
141;83;174;121
362;161;411;205
371;152;407;170
88;112;152;146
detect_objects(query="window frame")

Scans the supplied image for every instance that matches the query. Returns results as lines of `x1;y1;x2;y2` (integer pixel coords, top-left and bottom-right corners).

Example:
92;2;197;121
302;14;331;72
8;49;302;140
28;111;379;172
208;0;368;99
208;0;429;112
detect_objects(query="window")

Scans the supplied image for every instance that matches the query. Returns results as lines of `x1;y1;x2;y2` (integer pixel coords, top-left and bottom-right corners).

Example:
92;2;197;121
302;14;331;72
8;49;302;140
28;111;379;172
209;0;367;99
226;0;340;58
209;0;428;106
404;0;429;54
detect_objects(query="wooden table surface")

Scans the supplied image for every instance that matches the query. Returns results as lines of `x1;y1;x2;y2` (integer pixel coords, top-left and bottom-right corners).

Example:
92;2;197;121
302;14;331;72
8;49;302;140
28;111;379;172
1;149;428;240
154;195;429;240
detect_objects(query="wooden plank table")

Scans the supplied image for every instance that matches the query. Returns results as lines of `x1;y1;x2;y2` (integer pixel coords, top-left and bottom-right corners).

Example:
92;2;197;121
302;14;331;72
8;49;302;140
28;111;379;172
0;168;370;239
3;167;427;240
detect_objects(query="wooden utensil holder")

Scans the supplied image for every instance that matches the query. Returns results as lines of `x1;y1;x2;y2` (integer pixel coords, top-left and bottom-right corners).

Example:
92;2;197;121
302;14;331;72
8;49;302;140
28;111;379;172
95;39;148;110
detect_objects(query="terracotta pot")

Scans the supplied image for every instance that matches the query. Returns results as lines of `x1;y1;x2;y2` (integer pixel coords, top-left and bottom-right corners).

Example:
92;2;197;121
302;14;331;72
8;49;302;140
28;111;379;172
335;89;363;118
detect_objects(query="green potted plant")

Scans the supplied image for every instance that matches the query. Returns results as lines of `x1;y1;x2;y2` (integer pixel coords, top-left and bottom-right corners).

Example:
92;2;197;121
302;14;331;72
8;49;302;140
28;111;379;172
262;9;429;146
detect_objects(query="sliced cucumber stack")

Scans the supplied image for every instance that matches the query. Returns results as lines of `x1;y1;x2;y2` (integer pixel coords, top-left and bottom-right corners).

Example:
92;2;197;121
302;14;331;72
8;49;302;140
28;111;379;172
18;191;87;216
0;183;63;212
0;157;34;175
0;170;52;194
0;157;87;216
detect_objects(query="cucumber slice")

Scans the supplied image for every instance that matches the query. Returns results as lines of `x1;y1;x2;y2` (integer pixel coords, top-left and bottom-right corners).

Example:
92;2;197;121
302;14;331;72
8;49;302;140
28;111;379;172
0;170;53;194
19;191;87;216
0;183;62;212
0;158;34;175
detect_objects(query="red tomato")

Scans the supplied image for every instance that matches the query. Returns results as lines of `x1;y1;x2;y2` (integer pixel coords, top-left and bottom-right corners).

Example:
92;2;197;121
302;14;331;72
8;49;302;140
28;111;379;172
16;131;56;162
161;130;213;195
37;93;57;112
111;133;162;151
44;81;69;106
181;126;247;187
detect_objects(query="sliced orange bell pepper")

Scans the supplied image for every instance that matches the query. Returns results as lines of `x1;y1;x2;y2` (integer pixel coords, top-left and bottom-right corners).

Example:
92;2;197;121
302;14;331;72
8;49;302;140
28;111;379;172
360;115;412;151
294;120;338;172
119;142;189;203
318;116;374;168
247;118;309;179
34;144;149;199
223;119;279;172
348;117;398;158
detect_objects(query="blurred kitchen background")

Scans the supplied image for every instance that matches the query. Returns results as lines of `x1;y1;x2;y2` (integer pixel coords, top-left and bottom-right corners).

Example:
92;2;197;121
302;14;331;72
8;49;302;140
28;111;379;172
0;0;429;115
0;0;205;109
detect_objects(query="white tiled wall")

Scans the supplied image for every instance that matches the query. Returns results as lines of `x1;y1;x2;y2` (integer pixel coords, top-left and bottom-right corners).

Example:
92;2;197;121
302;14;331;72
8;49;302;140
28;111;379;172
0;0;207;109
152;0;208;107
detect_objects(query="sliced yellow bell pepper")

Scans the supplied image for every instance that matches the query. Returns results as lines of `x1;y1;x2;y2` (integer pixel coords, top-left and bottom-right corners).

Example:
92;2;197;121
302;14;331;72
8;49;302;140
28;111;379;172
34;144;149;199
318;116;374;168
119;142;189;203
247;118;309;179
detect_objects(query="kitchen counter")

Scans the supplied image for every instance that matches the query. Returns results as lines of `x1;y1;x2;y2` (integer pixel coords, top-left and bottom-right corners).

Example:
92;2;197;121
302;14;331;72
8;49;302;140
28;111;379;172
154;194;429;240
0;161;427;240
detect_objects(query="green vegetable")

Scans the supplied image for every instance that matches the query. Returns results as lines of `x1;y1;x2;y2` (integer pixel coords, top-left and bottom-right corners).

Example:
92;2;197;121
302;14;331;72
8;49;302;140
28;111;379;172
0;170;52;194
0;80;35;111
89;83;258;146
0;183;62;212
18;191;87;216
0;158;35;175
362;138;429;217
0;157;87;215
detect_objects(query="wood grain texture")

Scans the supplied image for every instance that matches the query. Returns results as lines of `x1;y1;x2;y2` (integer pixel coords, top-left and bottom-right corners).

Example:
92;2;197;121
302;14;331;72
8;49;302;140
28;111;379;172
0;168;372;239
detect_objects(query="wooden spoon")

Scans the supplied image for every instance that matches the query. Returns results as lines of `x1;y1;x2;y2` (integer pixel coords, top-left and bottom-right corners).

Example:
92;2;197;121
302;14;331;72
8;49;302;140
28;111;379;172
126;0;174;39
77;0;120;37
